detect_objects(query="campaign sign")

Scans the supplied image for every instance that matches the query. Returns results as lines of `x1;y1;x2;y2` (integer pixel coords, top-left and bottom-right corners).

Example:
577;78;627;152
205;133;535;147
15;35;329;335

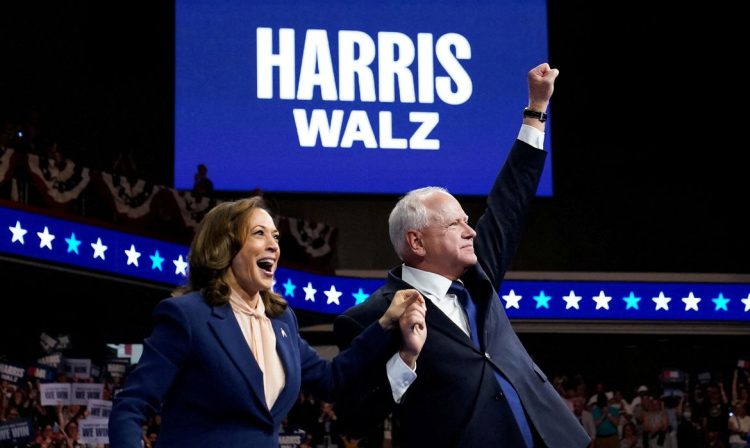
105;360;129;379
71;383;104;406
174;0;553;195
0;363;24;384
39;332;57;353
39;383;71;406
279;429;306;448
61;358;91;380
26;365;55;382
0;419;33;446
88;399;113;419
37;353;63;368
79;418;109;445
697;372;713;384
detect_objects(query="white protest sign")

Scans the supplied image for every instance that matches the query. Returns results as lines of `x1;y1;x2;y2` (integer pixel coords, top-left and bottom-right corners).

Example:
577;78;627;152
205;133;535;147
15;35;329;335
79;418;109;445
71;383;104;405
87;399;113;419
39;383;71;406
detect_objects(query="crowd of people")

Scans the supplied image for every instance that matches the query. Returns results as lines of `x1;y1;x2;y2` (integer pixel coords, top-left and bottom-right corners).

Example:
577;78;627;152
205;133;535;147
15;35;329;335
555;369;750;448
2;354;748;447
0;371;121;448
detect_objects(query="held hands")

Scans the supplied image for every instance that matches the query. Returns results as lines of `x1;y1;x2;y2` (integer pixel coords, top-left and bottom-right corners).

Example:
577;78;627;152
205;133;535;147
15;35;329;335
526;63;559;115
378;289;427;369
379;288;425;331
398;290;427;369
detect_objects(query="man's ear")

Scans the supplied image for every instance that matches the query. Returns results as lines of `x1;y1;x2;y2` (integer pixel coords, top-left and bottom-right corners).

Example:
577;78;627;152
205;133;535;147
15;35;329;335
405;230;425;257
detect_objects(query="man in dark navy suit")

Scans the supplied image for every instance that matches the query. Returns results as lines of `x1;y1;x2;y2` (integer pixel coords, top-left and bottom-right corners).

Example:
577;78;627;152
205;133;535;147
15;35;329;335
334;63;590;448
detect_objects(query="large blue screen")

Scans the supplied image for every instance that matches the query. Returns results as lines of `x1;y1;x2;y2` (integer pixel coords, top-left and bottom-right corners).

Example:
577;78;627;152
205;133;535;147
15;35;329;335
174;0;553;195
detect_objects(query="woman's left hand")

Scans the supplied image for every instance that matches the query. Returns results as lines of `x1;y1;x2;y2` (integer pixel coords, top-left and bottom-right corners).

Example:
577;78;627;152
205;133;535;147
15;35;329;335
378;289;425;331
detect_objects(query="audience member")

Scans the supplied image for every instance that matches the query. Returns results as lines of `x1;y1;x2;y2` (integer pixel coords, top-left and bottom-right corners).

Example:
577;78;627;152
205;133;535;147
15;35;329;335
593;392;621;448
728;401;750;448
702;383;731;446
677;399;703;448
621;422;644;448
573;396;597;441
192;162;214;198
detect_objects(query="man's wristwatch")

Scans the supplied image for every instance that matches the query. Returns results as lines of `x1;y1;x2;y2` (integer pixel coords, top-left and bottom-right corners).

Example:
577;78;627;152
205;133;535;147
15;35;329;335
523;108;547;122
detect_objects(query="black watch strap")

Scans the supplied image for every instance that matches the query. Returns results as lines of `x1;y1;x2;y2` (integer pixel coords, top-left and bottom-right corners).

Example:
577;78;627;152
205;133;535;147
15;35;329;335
523;108;547;122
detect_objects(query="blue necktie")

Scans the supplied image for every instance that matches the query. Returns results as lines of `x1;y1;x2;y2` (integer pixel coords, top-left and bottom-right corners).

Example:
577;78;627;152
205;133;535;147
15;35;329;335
449;281;534;448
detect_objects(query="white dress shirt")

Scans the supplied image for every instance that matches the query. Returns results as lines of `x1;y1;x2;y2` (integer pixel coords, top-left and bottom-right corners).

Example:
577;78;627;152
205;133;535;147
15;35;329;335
402;265;472;337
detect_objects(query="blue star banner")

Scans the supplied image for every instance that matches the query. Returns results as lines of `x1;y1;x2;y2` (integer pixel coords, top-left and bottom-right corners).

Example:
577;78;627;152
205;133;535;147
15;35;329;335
494;283;748;322
3;204;750;322
3;205;188;285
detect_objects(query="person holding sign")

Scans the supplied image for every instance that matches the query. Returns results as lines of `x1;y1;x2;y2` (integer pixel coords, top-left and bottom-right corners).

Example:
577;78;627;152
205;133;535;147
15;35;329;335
333;63;591;447
109;197;426;447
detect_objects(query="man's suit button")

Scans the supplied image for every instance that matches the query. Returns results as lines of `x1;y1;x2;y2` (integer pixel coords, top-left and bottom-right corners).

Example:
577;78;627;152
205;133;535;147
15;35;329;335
484;352;491;359
494;392;504;401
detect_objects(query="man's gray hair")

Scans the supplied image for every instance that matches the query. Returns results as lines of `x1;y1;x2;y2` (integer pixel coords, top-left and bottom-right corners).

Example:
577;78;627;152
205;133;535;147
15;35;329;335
388;186;449;260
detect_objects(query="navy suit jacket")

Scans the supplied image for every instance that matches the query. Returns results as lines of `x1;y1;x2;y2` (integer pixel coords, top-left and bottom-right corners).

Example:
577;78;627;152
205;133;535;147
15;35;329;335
109;292;390;447
334;141;591;447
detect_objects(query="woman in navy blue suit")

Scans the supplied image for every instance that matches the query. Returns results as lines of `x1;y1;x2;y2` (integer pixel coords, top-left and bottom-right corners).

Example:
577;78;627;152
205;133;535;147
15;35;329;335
109;196;426;447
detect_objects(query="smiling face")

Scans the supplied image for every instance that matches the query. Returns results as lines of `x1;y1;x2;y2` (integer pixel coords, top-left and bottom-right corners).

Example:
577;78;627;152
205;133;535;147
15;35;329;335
411;192;477;280
228;208;280;303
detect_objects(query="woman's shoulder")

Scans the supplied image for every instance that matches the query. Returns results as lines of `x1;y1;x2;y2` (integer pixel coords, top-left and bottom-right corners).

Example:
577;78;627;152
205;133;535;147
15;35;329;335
160;291;212;313
275;305;296;321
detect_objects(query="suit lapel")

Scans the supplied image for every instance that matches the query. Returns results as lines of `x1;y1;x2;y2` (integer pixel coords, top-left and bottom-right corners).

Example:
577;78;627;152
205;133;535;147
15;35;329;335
424;299;481;351
464;264;509;345
208;304;270;418
270;319;295;417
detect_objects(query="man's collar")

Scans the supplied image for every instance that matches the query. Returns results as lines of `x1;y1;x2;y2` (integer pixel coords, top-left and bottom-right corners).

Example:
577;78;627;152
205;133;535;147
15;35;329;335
401;264;455;303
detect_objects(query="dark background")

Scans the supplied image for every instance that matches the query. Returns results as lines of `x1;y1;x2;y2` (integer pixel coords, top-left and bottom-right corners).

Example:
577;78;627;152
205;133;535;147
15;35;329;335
3;1;746;273
1;1;747;390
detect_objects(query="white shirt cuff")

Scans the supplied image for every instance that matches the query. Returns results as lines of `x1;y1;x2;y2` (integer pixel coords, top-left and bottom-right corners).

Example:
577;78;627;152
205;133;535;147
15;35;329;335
517;124;545;150
386;352;417;403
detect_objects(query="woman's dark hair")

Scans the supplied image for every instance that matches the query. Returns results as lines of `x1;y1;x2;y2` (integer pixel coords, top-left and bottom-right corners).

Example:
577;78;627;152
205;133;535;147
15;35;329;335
173;196;287;317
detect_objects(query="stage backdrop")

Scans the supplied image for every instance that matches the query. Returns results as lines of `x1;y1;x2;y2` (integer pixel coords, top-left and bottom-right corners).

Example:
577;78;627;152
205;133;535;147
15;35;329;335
174;0;553;195
4;204;749;324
